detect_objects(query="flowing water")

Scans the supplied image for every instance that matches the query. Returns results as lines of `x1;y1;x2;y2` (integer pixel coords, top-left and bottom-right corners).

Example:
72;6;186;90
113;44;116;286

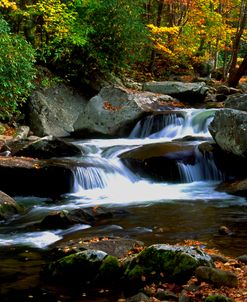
0;108;247;300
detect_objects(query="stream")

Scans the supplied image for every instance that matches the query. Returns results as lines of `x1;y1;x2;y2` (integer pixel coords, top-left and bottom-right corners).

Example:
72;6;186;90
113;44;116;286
0;108;247;300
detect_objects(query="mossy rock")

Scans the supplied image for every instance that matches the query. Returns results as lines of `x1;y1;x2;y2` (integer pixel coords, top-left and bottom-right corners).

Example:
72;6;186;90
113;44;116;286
98;255;122;285
124;244;214;286
205;295;233;302
44;249;107;284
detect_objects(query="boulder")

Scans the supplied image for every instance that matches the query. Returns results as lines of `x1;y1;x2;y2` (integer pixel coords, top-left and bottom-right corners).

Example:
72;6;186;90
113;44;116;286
217;178;247;197
120;142;195;182
224;93;247;112
0;156;74;197
50;236;144;259
27;84;87;137
205;295;234;302
2;136;82;159
209;109;247;158
143;81;209;102
124;244;214;286
0;191;23;220
73;86;179;138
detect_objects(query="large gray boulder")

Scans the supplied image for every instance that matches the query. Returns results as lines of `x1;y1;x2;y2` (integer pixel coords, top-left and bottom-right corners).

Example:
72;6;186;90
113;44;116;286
224;93;247;112
209;109;247;158
143;81;209;102
28;84;87;137
73;86;177;138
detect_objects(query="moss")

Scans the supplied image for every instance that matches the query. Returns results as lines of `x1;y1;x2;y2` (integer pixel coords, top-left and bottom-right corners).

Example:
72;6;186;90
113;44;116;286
98;255;121;283
205;295;233;302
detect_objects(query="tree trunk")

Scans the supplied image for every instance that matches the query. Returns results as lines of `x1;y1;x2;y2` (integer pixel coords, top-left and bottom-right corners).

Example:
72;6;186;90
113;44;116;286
149;0;164;73
228;53;247;87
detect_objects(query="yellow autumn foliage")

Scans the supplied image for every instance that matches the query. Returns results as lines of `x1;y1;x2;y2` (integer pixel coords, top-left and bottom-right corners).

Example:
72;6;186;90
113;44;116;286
0;0;17;10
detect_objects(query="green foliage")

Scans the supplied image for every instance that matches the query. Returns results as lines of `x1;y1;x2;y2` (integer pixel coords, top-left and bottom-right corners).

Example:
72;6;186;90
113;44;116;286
0;17;36;120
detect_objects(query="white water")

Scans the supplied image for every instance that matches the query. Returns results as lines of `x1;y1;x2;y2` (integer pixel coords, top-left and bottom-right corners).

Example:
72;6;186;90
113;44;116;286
0;108;246;248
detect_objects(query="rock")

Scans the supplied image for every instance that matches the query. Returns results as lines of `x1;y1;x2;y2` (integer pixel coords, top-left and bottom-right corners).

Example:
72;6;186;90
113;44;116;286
13;126;30;140
73;86;179;138
143;81;209;102
195;266;238;287
205;295;233;302
224;93;247;112
44;249;109;284
0;156;74;197
120;142;195;182
39;209;94;230
209;109;247;158
50;236;144;259
218;226;232;236
28;84;87;137
210;254;228;263
0;191;23;220
124;244;214;286
126;292;150;302
237;254;247;264
3;136;82;159
217;179;247;197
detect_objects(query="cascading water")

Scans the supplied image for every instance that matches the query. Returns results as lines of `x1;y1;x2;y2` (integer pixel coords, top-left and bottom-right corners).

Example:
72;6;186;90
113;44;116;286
177;145;223;182
1;107;247;302
129;108;216;140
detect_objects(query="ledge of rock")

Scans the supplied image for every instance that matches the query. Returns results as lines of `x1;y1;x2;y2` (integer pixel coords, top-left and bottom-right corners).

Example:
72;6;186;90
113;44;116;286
0;156;74;197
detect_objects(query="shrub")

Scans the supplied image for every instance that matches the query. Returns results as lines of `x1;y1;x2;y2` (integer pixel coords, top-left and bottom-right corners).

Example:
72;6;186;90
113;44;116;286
0;17;36;120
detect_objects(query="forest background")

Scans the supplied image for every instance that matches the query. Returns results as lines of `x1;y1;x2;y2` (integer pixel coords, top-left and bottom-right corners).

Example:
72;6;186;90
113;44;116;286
0;0;247;122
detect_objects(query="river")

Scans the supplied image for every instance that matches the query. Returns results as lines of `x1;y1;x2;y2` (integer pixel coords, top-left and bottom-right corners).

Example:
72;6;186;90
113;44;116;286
0;108;246;300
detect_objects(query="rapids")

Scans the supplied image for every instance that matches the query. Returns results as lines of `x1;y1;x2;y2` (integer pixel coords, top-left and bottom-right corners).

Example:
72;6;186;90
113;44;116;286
0;108;247;299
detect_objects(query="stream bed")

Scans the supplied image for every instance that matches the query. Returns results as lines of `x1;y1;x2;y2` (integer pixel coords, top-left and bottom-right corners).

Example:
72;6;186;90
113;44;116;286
0;108;246;301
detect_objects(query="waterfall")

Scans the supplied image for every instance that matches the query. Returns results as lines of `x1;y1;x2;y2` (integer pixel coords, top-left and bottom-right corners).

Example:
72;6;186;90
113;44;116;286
129;113;184;138
129;109;216;140
177;146;223;183
71;157;139;193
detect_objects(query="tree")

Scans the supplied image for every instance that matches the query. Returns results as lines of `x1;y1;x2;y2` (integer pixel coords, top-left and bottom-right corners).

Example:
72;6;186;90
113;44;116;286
0;17;36;120
227;0;247;86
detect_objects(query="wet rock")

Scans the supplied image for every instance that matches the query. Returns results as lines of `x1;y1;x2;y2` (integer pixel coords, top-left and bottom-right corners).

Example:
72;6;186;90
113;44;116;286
4;136;82;159
209;109;247;158
237;254;247;264
217;178;247;197
195;266;238;287
120;142;195;182
124;244;214;287
0;156;73;197
39;209;94;230
218;226;233;236
0;191;23;220
155;289;178;301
